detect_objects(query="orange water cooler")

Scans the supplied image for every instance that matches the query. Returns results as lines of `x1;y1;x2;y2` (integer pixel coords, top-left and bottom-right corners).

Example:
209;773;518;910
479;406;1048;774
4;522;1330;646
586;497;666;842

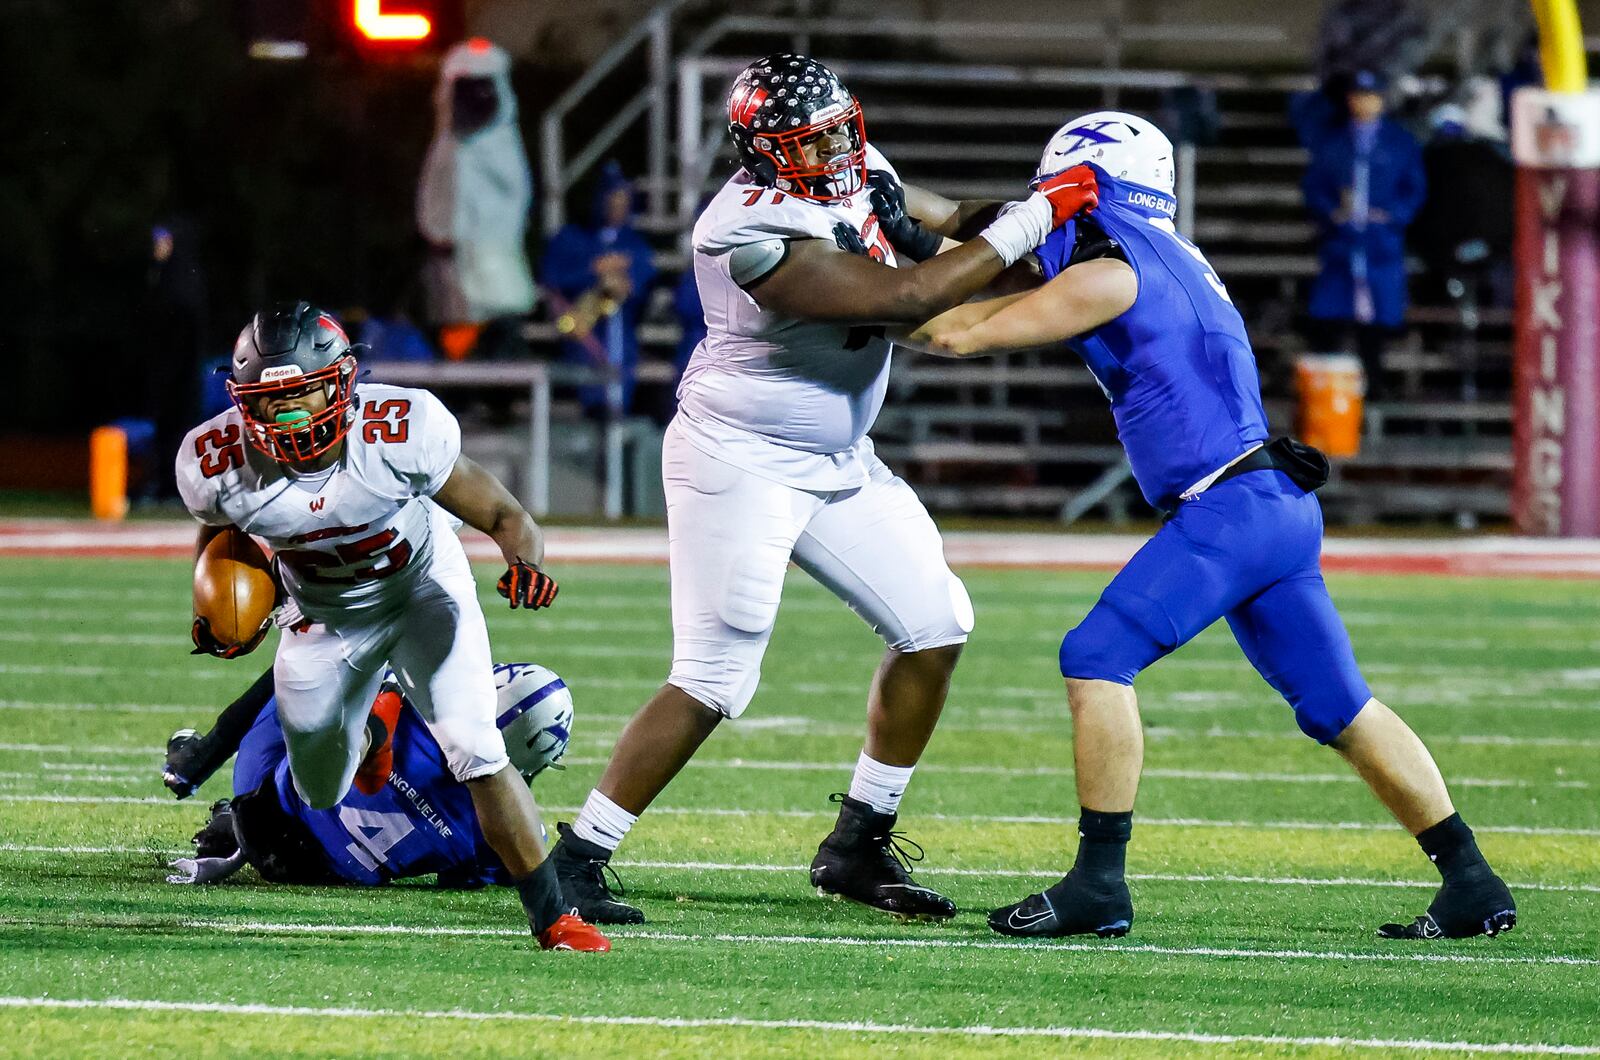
1294;354;1364;459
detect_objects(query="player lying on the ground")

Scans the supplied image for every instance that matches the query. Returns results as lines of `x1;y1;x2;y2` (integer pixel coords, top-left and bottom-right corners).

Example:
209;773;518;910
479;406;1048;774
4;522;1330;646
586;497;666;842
548;54;1100;926
176;302;605;951
164;662;574;892
892;112;1515;942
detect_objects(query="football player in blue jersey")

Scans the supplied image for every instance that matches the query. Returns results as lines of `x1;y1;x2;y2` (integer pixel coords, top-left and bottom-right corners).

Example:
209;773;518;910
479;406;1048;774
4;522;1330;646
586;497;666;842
885;112;1515;942
162;664;594;931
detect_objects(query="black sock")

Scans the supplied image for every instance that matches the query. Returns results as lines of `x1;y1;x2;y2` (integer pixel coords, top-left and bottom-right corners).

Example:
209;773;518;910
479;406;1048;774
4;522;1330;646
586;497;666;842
514;858;568;934
1070;808;1133;885
1417;813;1491;884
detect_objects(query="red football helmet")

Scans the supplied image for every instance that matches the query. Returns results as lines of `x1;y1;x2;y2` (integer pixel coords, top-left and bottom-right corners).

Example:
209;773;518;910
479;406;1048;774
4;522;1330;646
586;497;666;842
226;302;359;464
727;54;867;202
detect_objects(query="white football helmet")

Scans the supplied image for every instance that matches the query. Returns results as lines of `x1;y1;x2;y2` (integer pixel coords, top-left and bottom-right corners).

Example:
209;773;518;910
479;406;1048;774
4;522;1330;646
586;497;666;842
494;663;574;781
1035;111;1176;199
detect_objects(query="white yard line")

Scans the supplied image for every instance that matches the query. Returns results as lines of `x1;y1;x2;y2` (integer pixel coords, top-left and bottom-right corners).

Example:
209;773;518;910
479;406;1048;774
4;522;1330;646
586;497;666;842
0;843;157;855
18;752;1586;792
2;793;1596;837
2;844;1596;895
1;996;1595;1054
10;711;1600;753
6;919;1599;971
0;664;237;682
0;701;198;716
556;756;1589;791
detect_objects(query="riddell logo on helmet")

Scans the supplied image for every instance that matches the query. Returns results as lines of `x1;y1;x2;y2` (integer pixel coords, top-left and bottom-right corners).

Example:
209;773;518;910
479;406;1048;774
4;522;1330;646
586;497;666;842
808;102;845;126
260;366;306;382
729;83;769;125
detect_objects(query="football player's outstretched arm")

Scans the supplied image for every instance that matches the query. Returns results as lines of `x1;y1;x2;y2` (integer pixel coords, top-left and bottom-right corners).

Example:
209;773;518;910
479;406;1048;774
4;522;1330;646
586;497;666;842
901;182;1006;241
909;258;1138;358
890;292;1029;355
432;455;559;610
750;167;1098;326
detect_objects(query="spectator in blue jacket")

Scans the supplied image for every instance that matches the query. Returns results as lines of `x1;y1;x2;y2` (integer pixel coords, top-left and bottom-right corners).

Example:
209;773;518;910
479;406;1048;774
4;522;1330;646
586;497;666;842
1301;70;1426;399
540;162;657;416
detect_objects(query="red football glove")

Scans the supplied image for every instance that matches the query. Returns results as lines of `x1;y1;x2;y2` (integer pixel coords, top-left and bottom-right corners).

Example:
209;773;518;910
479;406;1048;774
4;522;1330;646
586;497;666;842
1032;164;1100;228
497;560;559;610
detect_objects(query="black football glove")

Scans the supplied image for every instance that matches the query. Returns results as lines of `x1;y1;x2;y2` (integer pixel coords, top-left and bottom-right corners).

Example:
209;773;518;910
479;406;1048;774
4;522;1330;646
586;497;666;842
867;170;944;262
497;560;559;610
190;616;264;659
163;728;204;799
832;220;870;257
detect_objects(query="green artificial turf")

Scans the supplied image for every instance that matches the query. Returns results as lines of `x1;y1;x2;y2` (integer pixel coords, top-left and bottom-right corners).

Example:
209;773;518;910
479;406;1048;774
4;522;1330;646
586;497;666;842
0;557;1596;1056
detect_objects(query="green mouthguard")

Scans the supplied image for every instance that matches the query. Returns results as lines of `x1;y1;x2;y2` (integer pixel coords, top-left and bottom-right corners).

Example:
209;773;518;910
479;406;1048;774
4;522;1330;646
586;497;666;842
274;410;312;428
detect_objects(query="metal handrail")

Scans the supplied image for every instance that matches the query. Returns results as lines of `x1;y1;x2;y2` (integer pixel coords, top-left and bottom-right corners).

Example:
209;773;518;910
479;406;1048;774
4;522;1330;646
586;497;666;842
544;1;1297;235
539;0;691;235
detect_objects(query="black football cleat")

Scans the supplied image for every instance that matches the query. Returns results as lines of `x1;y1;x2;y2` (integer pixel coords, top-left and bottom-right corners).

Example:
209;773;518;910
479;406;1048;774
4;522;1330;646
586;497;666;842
1379;873;1516;940
190;798;240;859
809;794;955;922
549;823;645;925
988;871;1133;938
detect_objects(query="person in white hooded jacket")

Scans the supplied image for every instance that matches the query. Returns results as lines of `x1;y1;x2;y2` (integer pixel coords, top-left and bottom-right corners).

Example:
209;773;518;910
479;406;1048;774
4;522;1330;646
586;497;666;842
416;38;536;326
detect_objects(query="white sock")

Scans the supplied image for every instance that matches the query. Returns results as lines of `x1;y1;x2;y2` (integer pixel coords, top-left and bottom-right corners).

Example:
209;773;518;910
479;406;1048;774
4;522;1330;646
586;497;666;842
847;752;915;815
571;789;637;853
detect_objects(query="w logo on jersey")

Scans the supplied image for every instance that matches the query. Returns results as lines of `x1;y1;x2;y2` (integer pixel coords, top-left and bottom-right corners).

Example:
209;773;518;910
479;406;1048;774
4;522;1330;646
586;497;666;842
309;497;326;514
729;83;769;125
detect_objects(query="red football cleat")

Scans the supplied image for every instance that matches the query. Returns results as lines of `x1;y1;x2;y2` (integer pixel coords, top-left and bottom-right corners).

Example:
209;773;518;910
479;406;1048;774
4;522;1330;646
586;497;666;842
538;912;612;952
353;688;403;796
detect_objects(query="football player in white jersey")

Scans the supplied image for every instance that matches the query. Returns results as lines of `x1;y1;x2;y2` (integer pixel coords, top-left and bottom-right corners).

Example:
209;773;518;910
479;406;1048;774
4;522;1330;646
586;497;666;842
176;301;608;952
551;54;1099;924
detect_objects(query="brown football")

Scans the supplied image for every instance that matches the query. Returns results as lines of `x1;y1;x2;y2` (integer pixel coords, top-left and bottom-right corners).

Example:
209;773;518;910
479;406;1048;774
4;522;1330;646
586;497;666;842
193;528;278;649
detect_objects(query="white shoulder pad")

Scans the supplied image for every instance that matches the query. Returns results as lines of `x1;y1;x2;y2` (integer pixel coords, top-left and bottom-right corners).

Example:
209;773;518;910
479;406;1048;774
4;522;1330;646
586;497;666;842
174;410;241;527
364;385;462;496
728;237;791;288
863;143;899;182
695;173;850;254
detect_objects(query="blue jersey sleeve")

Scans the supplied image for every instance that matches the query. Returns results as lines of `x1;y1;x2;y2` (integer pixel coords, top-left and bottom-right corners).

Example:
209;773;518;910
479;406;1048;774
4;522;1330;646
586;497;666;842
233;700;287;796
1034;221;1076;282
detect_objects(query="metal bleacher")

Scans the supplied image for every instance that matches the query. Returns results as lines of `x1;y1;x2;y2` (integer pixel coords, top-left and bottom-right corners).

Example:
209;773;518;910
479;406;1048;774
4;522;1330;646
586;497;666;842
531;1;1517;525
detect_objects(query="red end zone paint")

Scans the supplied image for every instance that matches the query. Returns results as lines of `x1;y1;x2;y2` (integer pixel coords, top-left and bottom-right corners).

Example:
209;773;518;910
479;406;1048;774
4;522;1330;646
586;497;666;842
3;521;1600;579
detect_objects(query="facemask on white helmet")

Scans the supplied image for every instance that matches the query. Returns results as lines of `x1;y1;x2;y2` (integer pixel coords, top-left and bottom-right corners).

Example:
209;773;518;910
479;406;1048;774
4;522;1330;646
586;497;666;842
1035;111;1176;199
494;663;574;781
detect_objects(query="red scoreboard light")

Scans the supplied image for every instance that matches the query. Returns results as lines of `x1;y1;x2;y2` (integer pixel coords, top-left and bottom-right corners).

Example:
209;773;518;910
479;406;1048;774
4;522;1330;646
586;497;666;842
242;0;465;61
340;0;464;55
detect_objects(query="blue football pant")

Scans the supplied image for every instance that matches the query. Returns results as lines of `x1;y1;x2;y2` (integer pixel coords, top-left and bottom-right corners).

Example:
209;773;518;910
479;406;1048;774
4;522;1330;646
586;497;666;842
1059;471;1371;743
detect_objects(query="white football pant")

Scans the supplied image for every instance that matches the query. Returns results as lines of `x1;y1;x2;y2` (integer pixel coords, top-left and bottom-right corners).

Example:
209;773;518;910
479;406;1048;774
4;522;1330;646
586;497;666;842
662;420;974;718
271;509;509;808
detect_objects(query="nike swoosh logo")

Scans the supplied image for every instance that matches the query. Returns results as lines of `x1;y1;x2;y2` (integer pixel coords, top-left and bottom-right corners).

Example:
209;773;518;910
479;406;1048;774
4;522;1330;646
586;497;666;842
1008;906;1056;929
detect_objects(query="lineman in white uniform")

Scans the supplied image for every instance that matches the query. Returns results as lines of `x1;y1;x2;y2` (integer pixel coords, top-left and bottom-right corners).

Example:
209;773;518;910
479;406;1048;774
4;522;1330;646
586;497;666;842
552;54;1100;924
175;301;608;952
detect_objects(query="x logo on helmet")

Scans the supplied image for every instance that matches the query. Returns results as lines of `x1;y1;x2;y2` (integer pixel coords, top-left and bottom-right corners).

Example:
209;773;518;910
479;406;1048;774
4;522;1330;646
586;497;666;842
1057;121;1125;154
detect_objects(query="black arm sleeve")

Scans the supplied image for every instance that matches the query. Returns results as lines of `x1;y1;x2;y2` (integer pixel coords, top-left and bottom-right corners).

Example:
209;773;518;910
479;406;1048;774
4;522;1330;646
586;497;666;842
169;666;276;789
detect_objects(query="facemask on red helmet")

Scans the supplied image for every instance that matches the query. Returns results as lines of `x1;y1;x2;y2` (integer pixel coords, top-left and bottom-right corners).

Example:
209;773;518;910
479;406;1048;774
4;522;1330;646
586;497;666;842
227;305;359;465
728;54;868;202
228;356;358;464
